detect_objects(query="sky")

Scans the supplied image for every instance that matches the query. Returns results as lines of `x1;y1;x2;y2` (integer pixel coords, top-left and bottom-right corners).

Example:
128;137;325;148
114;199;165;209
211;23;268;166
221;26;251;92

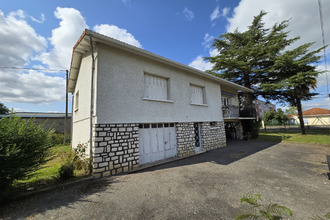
0;0;329;113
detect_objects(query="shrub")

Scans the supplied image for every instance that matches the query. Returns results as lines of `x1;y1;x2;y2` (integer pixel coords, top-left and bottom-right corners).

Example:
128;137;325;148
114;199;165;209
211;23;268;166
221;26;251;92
58;152;75;181
57;142;92;181
52;132;71;145
0;114;54;196
236;193;293;220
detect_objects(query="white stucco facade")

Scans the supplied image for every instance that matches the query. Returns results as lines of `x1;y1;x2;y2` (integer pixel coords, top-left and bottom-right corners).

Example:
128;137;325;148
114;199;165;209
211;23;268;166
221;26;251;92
71;51;95;154
95;44;223;124
68;30;253;176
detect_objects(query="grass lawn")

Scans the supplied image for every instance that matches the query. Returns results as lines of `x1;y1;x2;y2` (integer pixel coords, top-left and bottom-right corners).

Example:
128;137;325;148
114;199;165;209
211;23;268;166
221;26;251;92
12;144;90;193
257;129;330;145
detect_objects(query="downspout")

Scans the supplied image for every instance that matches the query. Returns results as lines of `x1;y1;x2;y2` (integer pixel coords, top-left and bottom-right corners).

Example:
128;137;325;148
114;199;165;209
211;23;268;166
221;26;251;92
89;34;95;159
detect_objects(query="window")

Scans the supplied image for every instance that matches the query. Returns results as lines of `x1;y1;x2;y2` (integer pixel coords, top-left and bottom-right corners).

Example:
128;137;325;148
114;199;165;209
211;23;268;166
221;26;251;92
74;91;79;111
190;84;206;105
221;97;232;108
144;73;169;101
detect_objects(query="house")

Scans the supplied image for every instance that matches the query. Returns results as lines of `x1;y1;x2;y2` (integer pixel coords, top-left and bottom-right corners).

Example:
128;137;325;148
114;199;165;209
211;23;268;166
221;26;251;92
68;29;253;177
254;100;275;119
0;112;71;133
294;107;330;125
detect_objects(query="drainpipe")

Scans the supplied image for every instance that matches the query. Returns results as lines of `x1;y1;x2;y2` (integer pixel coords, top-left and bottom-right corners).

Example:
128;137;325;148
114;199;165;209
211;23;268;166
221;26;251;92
89;34;95;159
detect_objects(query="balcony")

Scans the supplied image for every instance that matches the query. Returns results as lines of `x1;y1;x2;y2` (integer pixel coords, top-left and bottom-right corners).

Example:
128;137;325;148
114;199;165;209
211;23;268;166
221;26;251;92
222;105;240;118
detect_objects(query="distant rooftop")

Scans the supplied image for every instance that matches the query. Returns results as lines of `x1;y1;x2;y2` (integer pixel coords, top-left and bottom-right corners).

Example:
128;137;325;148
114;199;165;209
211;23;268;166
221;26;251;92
0;112;72;118
302;107;330;116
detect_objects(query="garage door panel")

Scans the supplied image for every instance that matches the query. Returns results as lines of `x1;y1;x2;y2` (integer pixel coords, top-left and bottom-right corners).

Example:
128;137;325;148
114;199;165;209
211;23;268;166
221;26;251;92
151;129;158;153
164;127;170;150
139;124;177;165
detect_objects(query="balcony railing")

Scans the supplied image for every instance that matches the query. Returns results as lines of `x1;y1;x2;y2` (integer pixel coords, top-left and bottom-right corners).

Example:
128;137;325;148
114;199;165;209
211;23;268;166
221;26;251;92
222;105;240;118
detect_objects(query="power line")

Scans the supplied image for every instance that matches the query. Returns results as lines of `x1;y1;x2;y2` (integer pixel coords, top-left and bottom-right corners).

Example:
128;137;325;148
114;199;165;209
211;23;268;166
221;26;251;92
318;0;329;97
0;66;67;72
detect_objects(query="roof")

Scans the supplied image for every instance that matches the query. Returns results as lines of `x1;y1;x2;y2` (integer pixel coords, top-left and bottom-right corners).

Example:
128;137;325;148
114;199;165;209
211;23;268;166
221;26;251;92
0;112;72;118
301;107;330;116
68;29;253;93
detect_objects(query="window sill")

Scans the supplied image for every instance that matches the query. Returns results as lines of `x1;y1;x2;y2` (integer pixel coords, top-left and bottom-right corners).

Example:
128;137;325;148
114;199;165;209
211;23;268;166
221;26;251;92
190;103;208;107
143;98;174;103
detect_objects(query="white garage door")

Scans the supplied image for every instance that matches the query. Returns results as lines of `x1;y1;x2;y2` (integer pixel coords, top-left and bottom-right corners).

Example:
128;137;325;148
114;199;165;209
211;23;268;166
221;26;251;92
139;123;177;165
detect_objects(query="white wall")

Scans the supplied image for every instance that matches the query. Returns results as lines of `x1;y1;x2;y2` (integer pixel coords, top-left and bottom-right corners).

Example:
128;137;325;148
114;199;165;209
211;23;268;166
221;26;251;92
95;44;223;124
72;51;94;154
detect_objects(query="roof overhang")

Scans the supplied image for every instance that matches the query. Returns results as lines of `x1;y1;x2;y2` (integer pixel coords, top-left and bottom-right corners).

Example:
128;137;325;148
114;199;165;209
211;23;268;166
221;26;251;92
68;29;254;94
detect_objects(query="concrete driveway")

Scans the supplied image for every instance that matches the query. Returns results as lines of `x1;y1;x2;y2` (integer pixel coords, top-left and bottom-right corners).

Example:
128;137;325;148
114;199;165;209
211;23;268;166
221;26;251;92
1;140;330;219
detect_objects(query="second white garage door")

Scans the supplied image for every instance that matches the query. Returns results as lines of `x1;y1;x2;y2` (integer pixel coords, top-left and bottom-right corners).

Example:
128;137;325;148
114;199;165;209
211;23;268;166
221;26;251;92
139;123;177;165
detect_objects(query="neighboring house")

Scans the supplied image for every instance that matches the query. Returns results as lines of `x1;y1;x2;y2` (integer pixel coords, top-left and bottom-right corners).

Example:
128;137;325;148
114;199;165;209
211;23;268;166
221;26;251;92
294;107;330;125
68;29;253;177
254;100;275;119
0;112;71;133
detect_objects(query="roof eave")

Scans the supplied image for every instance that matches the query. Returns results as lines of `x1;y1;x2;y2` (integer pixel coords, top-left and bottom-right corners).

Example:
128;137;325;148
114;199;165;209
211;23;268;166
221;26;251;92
67;29;253;93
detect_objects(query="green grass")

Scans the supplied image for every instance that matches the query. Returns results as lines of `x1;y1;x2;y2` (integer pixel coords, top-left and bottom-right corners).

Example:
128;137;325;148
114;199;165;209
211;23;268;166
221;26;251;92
12;144;89;193
257;129;330;145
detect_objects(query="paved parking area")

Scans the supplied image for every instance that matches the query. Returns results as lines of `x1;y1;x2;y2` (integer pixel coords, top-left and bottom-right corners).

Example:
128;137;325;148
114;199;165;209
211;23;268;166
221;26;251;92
1;140;330;219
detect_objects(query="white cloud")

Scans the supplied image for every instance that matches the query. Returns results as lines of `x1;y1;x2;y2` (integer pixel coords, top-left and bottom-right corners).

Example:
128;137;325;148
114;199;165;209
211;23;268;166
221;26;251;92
38;7;88;70
222;7;230;18
210;6;220;21
93;24;142;48
302;97;330;110
0;10;47;67
202;33;215;48
227;0;330;51
0;9;66;104
317;64;330;87
183;7;194;21
209;48;219;57
189;55;213;72
31;13;45;23
0;70;65;103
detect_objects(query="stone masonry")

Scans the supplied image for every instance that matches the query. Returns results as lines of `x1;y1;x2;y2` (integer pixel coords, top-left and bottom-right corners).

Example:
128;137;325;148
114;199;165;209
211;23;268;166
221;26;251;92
176;123;195;157
93;123;139;177
176;121;226;157
200;121;226;151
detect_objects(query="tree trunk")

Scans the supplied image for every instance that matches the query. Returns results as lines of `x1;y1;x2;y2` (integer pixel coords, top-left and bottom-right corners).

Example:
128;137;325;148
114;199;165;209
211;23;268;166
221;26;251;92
296;97;306;135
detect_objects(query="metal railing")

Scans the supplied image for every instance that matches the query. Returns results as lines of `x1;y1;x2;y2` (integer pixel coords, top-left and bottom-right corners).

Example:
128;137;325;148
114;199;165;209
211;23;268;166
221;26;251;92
222;105;240;118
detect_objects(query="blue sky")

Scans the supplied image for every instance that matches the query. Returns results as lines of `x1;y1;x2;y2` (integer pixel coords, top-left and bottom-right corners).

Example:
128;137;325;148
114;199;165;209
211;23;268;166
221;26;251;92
0;0;329;113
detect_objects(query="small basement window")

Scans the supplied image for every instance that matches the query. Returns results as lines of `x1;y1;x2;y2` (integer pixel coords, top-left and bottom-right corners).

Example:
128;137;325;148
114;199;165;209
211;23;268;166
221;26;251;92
210;122;217;127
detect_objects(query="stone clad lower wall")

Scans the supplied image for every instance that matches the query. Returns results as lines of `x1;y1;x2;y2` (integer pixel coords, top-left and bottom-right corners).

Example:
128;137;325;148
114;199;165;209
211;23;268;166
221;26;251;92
176;121;226;157
176;123;195;157
200;121;226;151
92;121;226;177
93;123;139;177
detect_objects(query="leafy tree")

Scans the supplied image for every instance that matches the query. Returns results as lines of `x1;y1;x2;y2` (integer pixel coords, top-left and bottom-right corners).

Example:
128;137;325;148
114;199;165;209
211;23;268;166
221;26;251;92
284;106;297;116
0;102;9;115
263;109;288;128
0;114;54;197
261;43;325;134
205;11;297;111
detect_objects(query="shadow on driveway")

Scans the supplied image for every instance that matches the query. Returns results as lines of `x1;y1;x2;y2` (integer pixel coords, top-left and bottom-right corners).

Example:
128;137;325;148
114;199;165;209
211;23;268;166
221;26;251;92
0;177;120;219
138;140;279;173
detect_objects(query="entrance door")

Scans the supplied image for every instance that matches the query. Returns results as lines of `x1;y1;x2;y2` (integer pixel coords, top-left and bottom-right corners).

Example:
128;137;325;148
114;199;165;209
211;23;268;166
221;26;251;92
139;123;177;165
194;123;202;152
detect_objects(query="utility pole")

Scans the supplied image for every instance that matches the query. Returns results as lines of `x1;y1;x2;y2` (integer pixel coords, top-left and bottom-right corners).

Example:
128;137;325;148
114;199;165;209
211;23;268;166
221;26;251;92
64;70;68;144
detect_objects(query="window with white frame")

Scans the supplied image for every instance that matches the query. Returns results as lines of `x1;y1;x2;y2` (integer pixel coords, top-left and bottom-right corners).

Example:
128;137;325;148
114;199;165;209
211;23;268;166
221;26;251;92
144;73;169;101
190;84;206;105
74;91;79;111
